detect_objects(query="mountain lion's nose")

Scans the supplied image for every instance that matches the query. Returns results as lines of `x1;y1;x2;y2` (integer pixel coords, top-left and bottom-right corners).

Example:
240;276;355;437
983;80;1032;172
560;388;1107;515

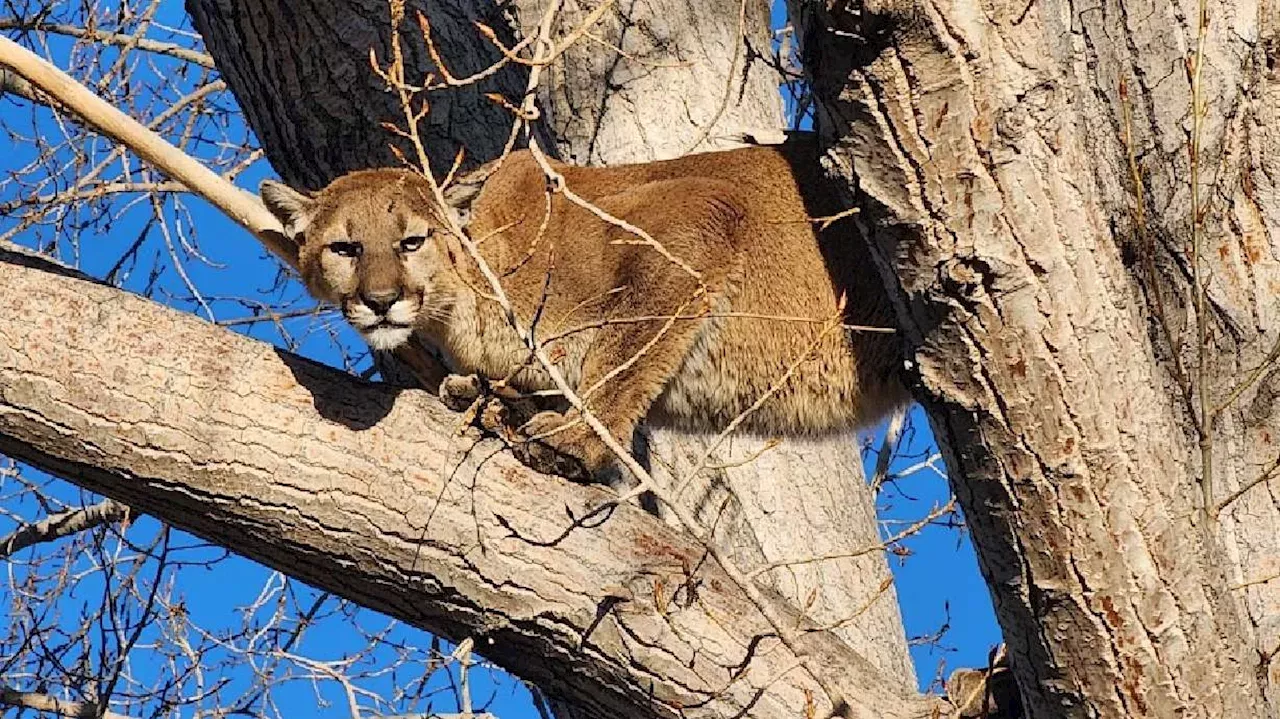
361;289;402;316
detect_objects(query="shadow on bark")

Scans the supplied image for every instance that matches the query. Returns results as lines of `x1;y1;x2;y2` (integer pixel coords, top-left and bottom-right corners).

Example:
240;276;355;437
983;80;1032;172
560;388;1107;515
276;349;402;430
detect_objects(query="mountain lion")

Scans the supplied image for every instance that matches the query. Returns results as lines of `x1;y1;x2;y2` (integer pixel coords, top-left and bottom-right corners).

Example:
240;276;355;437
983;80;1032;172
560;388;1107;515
260;141;906;476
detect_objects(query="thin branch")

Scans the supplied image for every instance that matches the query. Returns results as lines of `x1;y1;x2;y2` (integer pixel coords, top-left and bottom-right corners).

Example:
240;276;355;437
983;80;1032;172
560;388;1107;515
216;306;335;327
1118;73;1195;420
0;80;229;232
0;20;217;68
682;0;748;153
1232;571;1280;590
1214;334;1280;416
0;686;138;719
0;500;130;559
1189;0;1213;520
746;499;958;580
379;714;498;719
1214;453;1280;516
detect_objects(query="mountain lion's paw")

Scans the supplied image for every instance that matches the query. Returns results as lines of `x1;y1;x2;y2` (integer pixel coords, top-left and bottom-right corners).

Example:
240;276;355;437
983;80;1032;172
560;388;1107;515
517;410;611;482
439;373;484;412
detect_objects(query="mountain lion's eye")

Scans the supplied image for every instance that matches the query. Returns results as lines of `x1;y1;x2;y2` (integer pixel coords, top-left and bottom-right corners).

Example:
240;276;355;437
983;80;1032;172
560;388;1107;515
328;241;362;258
399;235;427;253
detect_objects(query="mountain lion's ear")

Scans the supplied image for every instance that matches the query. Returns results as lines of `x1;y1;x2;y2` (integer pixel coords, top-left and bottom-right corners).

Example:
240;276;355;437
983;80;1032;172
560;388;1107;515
260;180;316;242
442;174;485;230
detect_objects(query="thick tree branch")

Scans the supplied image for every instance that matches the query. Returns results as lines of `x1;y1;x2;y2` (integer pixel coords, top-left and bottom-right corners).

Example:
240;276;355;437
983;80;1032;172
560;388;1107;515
0;250;937;719
789;0;1276;715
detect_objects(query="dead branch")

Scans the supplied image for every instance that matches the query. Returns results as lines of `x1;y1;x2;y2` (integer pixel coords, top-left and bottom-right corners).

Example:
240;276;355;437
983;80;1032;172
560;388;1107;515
0;686;138;719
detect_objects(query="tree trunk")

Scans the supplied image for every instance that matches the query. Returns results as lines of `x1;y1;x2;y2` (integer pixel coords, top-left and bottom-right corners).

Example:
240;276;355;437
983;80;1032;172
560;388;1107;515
0;243;935;719
185;0;531;188
186;0;916;708
514;0;786;165
791;0;1280;715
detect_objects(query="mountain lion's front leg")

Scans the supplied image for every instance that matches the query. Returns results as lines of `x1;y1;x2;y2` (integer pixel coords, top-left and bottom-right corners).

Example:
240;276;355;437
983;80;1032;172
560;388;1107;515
519;180;742;479
520;305;713;479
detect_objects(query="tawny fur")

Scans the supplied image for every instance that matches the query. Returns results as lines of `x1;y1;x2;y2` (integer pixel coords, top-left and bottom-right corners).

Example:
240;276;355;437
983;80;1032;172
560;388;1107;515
260;142;906;473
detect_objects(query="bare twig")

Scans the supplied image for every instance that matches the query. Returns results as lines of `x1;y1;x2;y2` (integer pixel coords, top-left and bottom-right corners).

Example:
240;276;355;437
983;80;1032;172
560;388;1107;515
1118;74;1194;418
683;0;749;153
1188;0;1213;520
1214;335;1280;415
0;79;228;235
1232;571;1280;590
379;714;498;719
1215;453;1280;515
746;498;957;579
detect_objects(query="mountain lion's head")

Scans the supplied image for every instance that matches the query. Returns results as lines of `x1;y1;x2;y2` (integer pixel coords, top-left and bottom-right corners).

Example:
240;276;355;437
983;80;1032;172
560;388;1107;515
260;170;462;351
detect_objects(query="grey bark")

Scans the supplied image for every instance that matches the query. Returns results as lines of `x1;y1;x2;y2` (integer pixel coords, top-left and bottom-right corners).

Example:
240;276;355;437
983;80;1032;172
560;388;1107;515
790;0;1280;716
0;245;936;719
645;429;917;690
187;0;917;701
517;0;786;164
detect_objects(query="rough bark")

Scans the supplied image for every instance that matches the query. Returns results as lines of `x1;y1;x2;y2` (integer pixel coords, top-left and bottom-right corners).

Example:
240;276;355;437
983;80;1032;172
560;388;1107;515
183;0;784;180
644;429;917;690
187;0;917;697
0;245;937;719
791;0;1280;715
516;0;786;165
185;0;533;189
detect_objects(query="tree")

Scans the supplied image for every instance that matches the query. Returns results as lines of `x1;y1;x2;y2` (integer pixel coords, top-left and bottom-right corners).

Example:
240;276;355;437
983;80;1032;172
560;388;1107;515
2;0;946;717
6;0;1274;716
181;0;920;685
788;0;1280;715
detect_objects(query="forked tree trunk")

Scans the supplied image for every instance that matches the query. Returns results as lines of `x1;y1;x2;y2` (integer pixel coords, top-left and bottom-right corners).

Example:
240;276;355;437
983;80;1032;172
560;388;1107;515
186;0;917;708
791;0;1280;715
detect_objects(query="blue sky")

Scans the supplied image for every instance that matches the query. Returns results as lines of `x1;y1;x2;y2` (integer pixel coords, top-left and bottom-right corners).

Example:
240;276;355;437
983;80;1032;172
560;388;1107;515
0;2;1001;715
